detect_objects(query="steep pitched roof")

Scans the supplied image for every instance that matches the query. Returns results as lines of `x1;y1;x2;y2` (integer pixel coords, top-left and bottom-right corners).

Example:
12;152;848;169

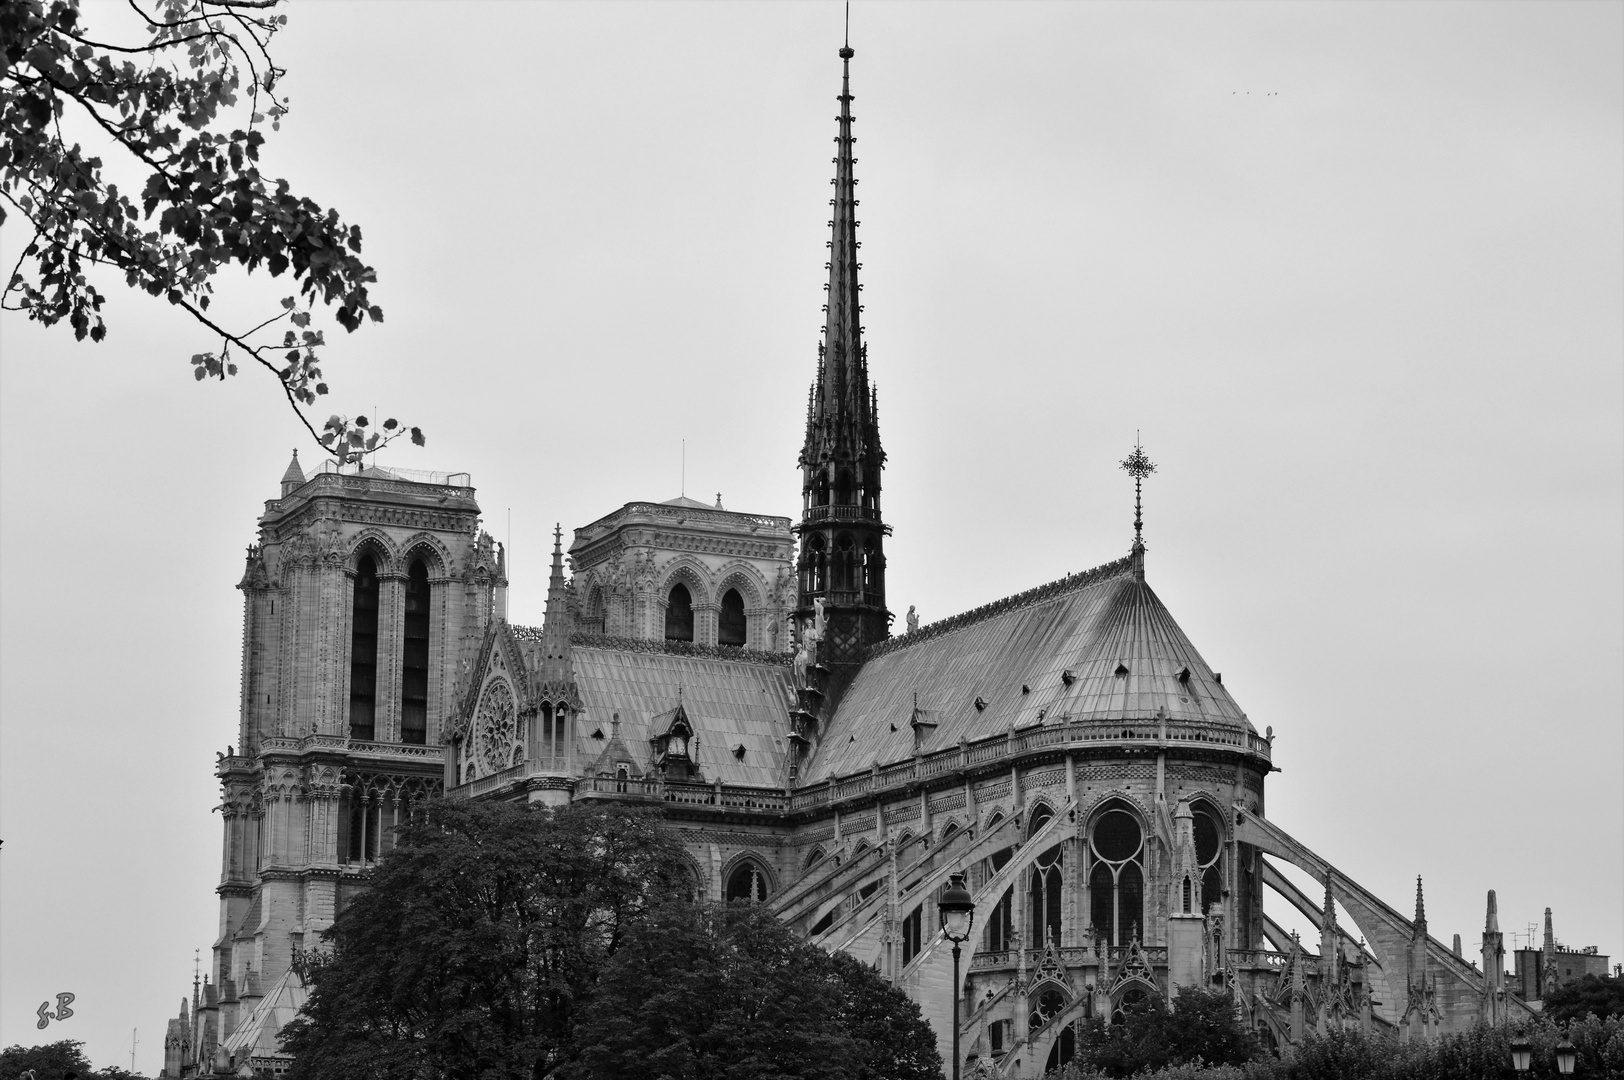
217;966;307;1064
804;557;1251;782
570;646;795;788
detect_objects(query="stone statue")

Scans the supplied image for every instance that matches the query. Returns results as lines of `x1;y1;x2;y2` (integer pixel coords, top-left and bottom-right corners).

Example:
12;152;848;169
906;604;918;633
766;617;779;651
792;634;811;694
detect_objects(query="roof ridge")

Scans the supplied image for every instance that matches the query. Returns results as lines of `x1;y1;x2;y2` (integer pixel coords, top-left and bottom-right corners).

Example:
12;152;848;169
867;554;1136;661
569;631;792;667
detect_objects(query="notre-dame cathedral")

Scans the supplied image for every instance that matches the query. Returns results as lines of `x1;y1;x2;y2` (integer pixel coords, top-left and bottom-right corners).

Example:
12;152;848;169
162;44;1539;1080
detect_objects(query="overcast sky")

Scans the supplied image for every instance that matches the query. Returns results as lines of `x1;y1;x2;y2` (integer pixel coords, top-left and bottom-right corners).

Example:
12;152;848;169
2;2;1620;1072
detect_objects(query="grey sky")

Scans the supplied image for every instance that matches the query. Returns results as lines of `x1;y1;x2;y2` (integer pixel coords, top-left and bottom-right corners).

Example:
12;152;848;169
1;3;1620;1071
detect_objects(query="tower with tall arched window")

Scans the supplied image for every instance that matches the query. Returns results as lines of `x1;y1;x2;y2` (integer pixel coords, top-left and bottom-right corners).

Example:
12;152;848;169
215;455;502;1035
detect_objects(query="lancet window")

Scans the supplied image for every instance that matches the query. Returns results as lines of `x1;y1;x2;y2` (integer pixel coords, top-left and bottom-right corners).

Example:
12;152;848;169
1193;804;1224;914
536;703;568;771
983;843;1015;953
401;559;430;744
665;583;694;642
348;555;380;741
719;588;747;646
1027;804;1063;948
900;905;923;965
1088;802;1145;947
725;859;770;903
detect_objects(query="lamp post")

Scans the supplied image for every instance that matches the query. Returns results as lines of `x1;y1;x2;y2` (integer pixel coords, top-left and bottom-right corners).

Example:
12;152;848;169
939;872;976;1080
1510;1035;1533;1074
1555;1037;1578;1075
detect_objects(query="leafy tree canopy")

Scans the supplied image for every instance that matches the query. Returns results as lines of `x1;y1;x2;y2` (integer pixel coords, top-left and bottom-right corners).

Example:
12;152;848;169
279;799;693;1080
567;901;941;1080
1;0;419;460
1543;972;1624;1024
0;1039;144;1080
1065;988;1262;1078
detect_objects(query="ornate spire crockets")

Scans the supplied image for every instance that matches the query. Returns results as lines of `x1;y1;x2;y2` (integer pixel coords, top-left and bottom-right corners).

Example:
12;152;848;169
795;40;890;665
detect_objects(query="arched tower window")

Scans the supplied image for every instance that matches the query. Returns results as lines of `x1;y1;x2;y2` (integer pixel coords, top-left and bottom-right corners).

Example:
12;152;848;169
349;555;380;741
1088;803;1145;947
1193;804;1224;914
719;588;746;647
725;859;769;903
665;583;694;642
834;533;855;590
401;559;430;744
1028;804;1063;948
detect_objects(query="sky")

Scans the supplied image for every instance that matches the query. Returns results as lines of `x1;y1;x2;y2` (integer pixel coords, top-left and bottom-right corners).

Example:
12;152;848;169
1;2;1620;1072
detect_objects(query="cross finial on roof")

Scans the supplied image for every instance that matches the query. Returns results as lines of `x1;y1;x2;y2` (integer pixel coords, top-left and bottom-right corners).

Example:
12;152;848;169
1120;435;1156;553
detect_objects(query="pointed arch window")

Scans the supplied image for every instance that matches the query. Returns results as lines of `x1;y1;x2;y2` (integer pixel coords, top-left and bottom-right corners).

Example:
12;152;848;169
719;588;747;646
834;533;856;590
725;859;769;903
901;905;924;964
1194;804;1224;914
665;583;694;642
1028;804;1063;948
1088;804;1145;947
400;559;430;744
349;555;380;741
983;843;1015;953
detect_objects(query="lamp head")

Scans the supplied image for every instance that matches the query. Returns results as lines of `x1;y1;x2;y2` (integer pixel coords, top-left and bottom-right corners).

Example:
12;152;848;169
1509;1036;1533;1073
1555;1038;1578;1075
938;872;975;943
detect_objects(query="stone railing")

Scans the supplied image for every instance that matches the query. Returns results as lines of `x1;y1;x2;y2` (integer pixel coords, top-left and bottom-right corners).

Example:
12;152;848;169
254;735;444;764
802;504;883;523
1228;948;1288;970
577;502;791;537
347;740;445;763
788;717;1270;812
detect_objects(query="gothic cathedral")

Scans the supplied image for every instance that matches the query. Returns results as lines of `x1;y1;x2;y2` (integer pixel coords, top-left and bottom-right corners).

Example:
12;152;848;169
162;44;1536;1080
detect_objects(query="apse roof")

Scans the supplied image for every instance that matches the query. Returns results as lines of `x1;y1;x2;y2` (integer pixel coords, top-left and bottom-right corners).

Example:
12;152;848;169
571;646;795;787
804;555;1252;783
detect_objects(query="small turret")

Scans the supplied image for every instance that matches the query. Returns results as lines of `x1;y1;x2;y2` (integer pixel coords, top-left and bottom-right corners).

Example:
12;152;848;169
279;449;304;497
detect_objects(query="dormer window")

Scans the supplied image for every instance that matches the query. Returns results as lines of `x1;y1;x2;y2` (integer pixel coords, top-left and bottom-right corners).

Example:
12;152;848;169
651;702;699;781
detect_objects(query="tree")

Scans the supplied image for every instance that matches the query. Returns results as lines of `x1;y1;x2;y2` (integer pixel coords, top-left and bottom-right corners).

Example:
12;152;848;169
569;902;940;1080
824;950;942;1080
0;1040;145;1080
1;0;419;461
1065;988;1262;1077
1544;973;1624;1024
279;799;693;1080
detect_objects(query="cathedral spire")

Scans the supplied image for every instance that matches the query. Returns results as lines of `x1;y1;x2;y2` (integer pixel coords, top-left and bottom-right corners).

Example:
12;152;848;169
794;39;891;664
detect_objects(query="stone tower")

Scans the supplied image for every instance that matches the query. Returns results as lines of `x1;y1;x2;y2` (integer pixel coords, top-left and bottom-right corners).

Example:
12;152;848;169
794;42;890;665
214;454;501;1034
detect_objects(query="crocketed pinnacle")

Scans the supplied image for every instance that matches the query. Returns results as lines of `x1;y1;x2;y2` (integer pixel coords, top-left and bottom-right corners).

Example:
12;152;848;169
1414;876;1427;928
802;43;883;472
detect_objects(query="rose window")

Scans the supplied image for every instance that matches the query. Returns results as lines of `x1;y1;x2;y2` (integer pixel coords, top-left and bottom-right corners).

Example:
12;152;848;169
475;678;516;773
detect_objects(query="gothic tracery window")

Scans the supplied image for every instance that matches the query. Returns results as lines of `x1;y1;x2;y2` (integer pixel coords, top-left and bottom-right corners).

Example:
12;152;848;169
1027;804;1063;948
665;583;694;642
401;559;430;744
348;555;380;741
1089;803;1145;947
725;859;769;903
1194;804;1224;914
719;587;746;646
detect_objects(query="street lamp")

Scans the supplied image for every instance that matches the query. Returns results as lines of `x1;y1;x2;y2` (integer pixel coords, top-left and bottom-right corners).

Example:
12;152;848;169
1510;1035;1533;1074
1555;1037;1578;1075
939;872;976;1080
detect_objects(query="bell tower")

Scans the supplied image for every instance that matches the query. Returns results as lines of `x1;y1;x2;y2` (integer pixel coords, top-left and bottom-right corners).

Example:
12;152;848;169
795;41;890;666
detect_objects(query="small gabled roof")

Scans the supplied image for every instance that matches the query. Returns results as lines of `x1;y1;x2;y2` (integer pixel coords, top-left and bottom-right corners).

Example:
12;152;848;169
805;555;1252;782
217;966;307;1063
